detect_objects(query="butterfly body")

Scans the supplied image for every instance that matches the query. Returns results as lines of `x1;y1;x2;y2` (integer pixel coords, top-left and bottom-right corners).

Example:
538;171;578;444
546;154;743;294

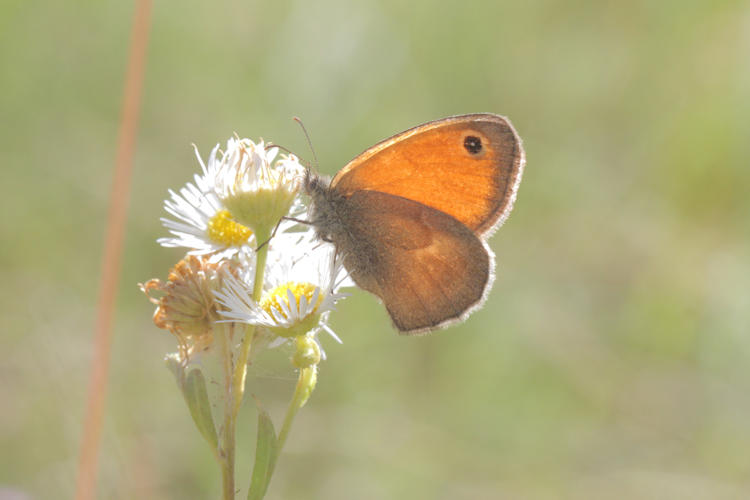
304;114;524;334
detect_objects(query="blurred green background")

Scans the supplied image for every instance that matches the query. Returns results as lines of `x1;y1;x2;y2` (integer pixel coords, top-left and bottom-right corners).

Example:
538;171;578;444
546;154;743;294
2;0;750;498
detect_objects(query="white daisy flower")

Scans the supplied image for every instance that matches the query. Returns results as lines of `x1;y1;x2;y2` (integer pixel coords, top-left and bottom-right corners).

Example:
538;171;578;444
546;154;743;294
211;137;306;236
157;142;258;261
157;182;257;261
215;231;349;350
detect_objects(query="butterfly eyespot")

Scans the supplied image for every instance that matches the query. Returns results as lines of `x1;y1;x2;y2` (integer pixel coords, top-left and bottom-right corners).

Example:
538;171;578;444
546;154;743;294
463;135;483;155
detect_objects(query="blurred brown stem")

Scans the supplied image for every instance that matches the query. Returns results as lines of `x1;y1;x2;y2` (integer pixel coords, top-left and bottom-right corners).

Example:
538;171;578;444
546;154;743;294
74;1;152;499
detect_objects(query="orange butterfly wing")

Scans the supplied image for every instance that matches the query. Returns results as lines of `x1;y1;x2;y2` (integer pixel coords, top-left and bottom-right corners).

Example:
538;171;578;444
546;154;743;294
335;190;492;334
330;113;525;235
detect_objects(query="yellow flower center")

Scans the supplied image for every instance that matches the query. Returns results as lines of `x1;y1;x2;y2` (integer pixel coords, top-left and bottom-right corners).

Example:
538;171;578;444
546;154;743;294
260;282;323;320
206;210;252;246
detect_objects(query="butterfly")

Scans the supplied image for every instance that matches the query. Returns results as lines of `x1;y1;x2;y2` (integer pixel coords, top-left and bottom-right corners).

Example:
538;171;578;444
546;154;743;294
304;114;524;334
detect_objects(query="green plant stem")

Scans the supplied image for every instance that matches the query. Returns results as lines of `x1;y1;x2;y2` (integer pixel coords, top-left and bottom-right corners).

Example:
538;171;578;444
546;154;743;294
277;366;314;453
219;228;271;500
276;397;299;455
232;228;270;418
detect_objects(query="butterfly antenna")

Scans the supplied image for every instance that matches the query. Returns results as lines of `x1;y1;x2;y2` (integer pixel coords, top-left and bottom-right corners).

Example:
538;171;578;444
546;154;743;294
264;142;297;159
293;116;319;171
266;142;317;172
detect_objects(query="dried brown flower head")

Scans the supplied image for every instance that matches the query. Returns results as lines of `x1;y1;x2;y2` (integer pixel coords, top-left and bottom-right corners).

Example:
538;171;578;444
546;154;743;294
141;255;238;359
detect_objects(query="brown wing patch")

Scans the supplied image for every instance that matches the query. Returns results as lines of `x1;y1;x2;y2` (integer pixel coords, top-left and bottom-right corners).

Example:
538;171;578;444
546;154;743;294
331;114;525;235
336;190;491;334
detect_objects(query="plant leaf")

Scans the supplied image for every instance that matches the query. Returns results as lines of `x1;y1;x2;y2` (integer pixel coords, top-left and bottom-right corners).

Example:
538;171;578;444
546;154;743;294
247;408;279;500
183;368;219;452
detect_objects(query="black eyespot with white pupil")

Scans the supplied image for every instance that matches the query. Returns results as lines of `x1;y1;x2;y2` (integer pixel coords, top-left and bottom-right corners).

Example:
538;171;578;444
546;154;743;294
463;135;483;155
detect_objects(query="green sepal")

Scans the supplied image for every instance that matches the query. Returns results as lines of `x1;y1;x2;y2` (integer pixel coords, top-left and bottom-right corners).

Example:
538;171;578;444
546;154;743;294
247;406;279;500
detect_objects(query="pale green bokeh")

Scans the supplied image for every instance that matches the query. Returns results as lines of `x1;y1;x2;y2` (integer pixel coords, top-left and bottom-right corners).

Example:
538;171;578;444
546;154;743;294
2;1;749;498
